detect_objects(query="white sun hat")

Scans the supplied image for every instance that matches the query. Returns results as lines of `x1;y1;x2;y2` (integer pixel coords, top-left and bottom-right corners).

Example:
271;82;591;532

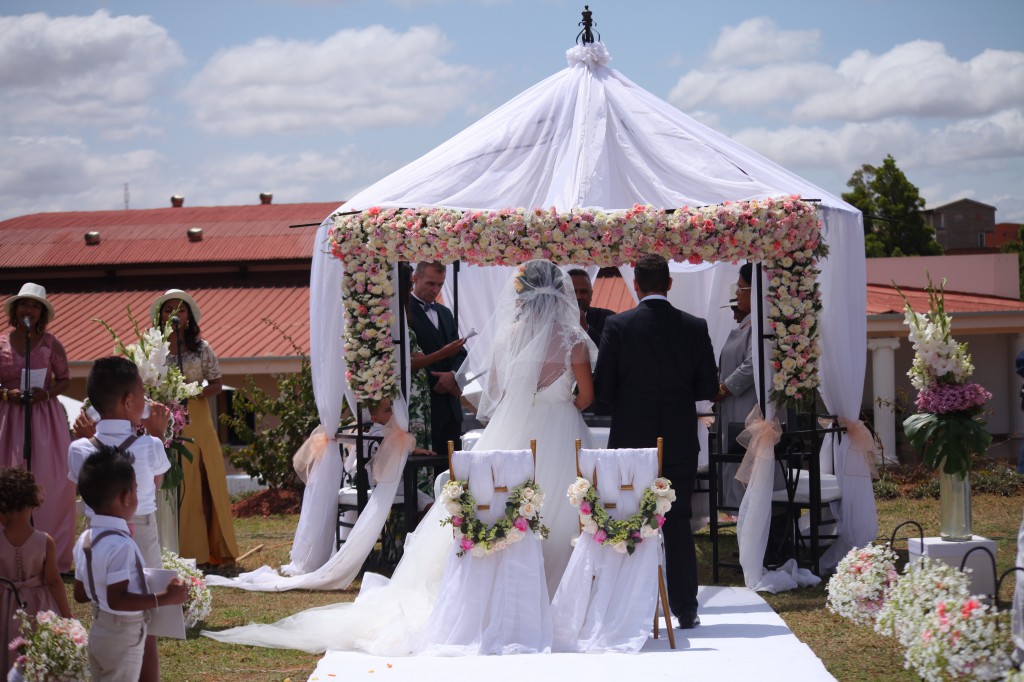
150;289;202;325
4;282;56;322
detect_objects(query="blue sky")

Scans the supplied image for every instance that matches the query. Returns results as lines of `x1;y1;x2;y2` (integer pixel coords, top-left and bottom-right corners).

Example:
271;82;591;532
2;0;1022;221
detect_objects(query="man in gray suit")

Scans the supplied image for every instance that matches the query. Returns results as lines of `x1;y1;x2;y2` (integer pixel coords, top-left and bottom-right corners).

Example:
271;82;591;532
715;263;756;510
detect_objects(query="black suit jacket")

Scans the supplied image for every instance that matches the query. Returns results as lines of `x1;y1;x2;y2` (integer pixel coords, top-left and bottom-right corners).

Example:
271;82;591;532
409;300;468;427
594;298;718;474
585;306;615;347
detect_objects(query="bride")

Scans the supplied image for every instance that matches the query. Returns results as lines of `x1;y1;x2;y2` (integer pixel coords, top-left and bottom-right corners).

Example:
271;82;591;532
204;260;595;655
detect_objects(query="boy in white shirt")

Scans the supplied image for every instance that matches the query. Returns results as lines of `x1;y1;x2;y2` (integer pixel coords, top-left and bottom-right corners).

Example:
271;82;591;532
72;444;188;682
67;356;172;682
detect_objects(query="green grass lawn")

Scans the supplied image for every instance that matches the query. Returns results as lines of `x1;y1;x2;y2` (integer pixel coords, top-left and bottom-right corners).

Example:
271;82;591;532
61;493;1022;681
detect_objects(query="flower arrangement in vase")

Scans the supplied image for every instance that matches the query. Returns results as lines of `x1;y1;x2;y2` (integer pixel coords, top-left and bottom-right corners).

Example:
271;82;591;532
898;276;992;541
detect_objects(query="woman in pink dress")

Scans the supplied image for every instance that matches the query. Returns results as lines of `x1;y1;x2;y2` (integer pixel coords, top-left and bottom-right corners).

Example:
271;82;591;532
0;284;75;572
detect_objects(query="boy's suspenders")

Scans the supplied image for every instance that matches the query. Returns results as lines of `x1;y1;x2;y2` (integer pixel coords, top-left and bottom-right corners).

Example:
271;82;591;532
82;529;149;606
87;434;141;453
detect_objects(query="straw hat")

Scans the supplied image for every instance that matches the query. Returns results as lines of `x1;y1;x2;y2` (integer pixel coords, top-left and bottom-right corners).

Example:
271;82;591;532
150;289;202;325
4;282;56;322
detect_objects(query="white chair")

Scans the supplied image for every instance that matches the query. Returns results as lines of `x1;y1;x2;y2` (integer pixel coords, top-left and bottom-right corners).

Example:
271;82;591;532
551;439;676;653
414;440;552;655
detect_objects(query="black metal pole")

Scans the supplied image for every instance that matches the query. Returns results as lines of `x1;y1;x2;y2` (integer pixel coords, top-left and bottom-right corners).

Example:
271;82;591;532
754;262;767;416
21;317;32;472
452;261;460;337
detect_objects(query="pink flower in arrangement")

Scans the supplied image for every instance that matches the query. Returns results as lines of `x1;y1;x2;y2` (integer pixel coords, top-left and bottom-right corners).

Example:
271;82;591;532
451;515;463;528
513;516;529;532
579;501;592;515
593;529;608;544
655;514;666;527
460;537;475;552
961;598;980;618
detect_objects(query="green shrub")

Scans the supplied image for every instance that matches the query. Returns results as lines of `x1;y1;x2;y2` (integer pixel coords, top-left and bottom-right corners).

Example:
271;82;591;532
873;474;900;500
971;465;1024;497
908;478;939;500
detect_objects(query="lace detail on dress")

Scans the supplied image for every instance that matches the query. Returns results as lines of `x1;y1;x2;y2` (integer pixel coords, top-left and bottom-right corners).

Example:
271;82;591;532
166;340;222;383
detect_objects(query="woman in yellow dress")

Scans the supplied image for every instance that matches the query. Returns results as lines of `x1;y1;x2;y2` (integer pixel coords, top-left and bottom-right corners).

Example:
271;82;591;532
152;289;239;566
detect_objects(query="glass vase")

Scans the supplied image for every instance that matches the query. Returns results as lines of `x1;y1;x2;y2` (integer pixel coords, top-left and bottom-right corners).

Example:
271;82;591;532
156;488;179;554
939;469;972;541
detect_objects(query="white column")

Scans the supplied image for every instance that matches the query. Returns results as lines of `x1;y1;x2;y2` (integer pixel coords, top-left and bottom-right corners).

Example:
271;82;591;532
1012;334;1024;442
868;337;902;467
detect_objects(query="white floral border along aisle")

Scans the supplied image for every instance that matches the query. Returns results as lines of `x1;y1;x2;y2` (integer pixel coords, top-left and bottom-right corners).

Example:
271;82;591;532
329;197;825;411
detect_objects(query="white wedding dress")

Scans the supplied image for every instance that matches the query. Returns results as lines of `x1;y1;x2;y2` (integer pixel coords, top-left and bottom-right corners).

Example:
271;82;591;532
204;260;592;655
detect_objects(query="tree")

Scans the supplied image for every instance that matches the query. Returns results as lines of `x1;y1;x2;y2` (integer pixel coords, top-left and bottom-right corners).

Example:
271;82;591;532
1000;225;1024;299
842;155;942;258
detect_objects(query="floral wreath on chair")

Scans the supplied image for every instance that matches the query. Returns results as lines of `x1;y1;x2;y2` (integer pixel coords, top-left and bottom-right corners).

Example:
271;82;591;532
439;479;549;557
567;476;675;555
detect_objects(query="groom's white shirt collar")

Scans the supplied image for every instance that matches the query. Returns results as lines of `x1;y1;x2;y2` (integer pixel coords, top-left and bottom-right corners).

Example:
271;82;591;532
639;294;669;303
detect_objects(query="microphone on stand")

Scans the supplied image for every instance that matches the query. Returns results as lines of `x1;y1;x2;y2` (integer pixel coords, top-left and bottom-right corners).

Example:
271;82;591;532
22;315;31;330
170;315;180;328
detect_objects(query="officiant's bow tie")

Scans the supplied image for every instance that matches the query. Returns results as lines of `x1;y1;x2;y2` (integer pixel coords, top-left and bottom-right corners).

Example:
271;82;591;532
419;300;439;312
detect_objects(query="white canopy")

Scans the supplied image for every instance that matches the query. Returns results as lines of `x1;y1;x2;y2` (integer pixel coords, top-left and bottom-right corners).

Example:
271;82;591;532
309;42;873;587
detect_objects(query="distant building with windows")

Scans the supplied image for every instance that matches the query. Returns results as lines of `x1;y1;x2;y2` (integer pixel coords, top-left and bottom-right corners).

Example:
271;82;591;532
922;198;997;253
994;222;1023;249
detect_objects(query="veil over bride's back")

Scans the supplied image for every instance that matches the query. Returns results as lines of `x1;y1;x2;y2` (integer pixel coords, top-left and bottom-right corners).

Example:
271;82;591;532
458;260;593;424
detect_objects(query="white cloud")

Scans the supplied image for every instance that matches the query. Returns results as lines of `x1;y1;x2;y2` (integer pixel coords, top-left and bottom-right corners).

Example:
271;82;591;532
0;10;184;130
0;136;163;219
668;62;840;110
796;42;1024;121
708;17;821;66
191;147;389;206
732;109;1024;170
183;25;489;135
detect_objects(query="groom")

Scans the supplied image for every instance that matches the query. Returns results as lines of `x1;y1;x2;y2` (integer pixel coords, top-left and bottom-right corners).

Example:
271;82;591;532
594;254;718;629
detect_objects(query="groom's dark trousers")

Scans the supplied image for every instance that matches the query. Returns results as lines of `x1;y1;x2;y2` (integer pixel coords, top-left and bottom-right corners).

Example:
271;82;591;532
593;297;718;619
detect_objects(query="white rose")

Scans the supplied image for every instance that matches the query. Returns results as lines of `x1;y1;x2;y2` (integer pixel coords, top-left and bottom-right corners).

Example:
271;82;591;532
506;529;524;544
655;497;672;515
650;478;673;497
493;539;510;553
444;482;464;499
581;518;599;534
471;544;487;558
444;501;462;516
520;486;535;501
568;478;591;498
641;524;659;538
612;541;629;554
568;494;581;508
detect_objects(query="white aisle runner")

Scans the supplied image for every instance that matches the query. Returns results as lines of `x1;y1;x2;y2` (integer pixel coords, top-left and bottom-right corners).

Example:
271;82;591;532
307;586;834;681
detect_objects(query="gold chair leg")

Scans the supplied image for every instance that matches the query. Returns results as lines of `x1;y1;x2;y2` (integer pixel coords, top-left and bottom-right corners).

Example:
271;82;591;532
656;565;677;650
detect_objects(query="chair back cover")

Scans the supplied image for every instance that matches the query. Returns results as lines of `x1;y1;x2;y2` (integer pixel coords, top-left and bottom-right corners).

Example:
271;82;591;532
415;448;552;655
551;447;662;653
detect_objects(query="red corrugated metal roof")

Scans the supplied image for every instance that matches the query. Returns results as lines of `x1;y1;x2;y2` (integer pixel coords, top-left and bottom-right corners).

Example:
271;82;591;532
867;284;1024;315
44;286;310;364
592;276;635;313
0;202;340;269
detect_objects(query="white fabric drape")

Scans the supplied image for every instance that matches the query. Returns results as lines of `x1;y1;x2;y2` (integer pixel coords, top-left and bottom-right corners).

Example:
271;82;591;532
1012;507;1023;656
414;449;551;655
551;447;661;653
816;206;876;571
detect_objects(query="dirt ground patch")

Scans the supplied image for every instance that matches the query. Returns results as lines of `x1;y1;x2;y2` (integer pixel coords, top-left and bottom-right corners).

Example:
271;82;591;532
231;487;303;517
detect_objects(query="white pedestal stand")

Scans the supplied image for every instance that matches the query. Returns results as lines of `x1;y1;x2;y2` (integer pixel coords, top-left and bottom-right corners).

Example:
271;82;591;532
908;535;996;599
156;488;179;555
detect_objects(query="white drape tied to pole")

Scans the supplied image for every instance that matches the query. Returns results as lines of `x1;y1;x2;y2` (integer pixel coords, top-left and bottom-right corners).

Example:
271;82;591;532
293;425;333;485
837;417;878;480
735;404;781;486
735;405;819;593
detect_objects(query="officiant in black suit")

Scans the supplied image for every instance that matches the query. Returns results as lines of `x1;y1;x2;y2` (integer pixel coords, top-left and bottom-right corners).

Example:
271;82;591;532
410;261;468;455
569;269;615;347
593;255;718;629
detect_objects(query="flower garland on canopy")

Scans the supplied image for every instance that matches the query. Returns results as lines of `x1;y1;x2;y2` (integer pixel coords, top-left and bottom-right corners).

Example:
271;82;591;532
566;476;675;556
329;196;824;410
439;479;548;557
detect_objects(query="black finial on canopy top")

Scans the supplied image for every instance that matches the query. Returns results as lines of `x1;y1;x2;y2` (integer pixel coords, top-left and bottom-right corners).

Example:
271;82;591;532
577;5;599;45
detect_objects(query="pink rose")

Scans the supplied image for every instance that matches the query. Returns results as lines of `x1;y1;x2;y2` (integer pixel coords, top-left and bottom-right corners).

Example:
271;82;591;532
460;537;475;551
513;516;529;532
579;501;592;515
593;529;608;544
451;515;463;528
655;514;666;527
